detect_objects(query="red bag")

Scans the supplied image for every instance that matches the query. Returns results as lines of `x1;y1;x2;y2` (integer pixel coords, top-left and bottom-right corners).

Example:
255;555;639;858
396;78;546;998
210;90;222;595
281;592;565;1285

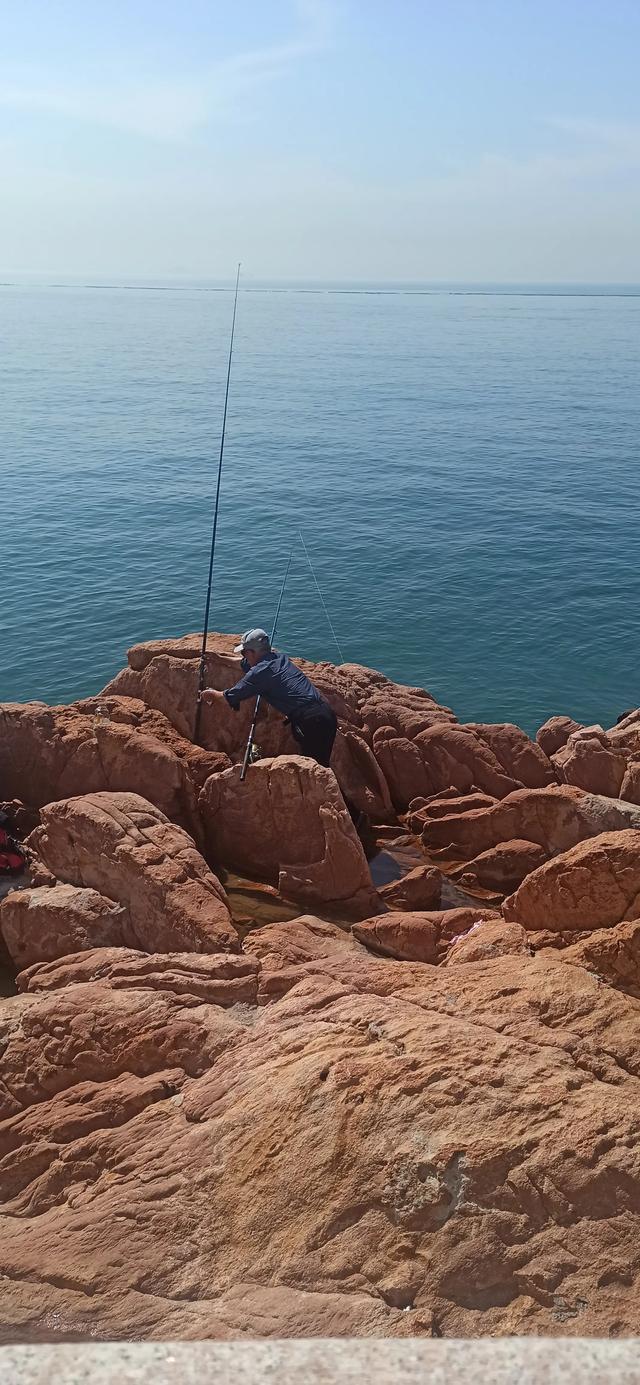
0;826;26;875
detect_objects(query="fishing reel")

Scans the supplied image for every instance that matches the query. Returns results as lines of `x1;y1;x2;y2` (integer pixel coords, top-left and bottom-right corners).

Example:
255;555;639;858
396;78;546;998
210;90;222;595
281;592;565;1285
247;741;262;765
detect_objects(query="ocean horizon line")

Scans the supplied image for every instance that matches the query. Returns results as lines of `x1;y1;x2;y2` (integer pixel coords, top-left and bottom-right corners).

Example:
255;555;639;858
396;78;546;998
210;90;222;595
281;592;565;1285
2;274;640;298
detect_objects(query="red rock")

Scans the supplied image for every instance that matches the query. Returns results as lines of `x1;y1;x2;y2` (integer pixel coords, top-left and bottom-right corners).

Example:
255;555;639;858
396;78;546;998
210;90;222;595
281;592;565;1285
244;916;365;969
28;792;239;954
434;906;503;943
604;710;640;753
445;918;531;965
466;723;555;788
17;946;258;1005
536;715;582;757
620;760;640;805
559;919;640;997
503;829;640;934
1;954;640;1337
352;911;440;962
378;865;441;912
0;703;202;837
331;725;393;822
352;905;502;963
372;722;523;817
414;724;520;801
372;727;432;810
407;791;496;832
199;757;380;920
74;694;232;791
107;649;397;822
454;840;547;894
552;727;627;798
0;884;128;970
421;784;640;860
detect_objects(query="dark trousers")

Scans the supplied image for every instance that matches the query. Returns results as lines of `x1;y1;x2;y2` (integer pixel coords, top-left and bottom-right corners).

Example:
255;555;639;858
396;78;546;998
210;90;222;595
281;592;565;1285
290;702;338;767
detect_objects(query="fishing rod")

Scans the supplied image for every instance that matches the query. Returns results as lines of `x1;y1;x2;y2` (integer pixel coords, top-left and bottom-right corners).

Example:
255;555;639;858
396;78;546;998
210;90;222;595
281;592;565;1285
240;544;295;781
193;262;241;744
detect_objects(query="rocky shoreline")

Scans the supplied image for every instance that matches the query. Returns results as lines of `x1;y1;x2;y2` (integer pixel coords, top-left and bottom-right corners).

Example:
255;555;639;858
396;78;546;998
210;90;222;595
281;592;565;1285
0;632;639;1341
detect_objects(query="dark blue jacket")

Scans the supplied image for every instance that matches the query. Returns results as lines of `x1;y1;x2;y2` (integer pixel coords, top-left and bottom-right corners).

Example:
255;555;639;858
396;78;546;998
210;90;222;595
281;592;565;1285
223;650;325;720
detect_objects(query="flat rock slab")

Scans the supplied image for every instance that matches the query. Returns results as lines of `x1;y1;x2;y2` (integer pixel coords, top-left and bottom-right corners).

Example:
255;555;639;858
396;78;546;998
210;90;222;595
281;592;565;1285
2;952;640;1340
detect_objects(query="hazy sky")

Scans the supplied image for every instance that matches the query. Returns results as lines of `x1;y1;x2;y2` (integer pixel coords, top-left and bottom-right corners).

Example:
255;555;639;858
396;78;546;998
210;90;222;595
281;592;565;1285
2;0;640;280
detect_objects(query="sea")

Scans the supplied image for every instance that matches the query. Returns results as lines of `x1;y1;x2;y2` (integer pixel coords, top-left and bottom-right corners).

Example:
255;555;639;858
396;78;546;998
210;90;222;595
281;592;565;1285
3;278;640;736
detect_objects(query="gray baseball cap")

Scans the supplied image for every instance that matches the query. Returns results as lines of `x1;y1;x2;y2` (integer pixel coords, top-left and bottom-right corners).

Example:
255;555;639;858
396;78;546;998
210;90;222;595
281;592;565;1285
233;628;271;654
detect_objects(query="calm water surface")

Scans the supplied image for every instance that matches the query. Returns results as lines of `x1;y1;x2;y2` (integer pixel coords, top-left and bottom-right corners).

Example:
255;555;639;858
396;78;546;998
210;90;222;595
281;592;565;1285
3;279;640;734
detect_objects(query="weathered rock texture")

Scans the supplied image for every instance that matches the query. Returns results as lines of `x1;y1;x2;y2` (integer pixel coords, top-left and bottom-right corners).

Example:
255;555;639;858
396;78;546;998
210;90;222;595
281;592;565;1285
0;884;128;970
0;702;203;837
6;631;640;1343
452;840;547;894
352;907;501;963
421;785;640;862
552;727;628;799
17;947;259;1005
28;792;239;955
536;716;583;758
353;911;440;963
199;757;381;920
558;920;640;998
444;919;531;965
378;865;442;912
1;952;640;1339
503;830;640;934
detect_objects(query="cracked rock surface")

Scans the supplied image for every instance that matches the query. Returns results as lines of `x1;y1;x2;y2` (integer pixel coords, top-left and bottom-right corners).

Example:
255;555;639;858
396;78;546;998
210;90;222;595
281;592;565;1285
4;634;640;1343
1;950;640;1340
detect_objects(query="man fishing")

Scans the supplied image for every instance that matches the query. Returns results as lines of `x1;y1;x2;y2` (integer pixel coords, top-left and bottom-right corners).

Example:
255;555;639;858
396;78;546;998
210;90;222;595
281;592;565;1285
199;628;338;767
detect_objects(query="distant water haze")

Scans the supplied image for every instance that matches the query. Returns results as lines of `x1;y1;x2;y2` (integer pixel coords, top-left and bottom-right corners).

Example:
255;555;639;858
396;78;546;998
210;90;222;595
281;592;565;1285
3;278;640;735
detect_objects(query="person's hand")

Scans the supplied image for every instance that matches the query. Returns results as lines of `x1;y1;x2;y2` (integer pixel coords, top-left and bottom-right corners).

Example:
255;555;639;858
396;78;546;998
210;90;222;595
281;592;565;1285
199;687;224;707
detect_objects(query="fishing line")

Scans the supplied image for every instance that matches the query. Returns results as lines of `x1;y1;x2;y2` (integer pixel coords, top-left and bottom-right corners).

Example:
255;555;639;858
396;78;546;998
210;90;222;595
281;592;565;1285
298;529;345;665
240;543;296;781
194;262;241;744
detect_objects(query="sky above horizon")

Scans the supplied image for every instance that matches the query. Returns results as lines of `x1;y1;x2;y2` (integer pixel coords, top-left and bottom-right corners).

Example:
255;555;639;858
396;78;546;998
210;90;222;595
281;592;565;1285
2;0;640;281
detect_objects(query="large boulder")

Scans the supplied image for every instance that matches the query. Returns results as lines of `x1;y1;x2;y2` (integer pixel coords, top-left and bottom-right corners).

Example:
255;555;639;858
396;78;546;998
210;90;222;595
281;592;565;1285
0;884;128;970
558;920;640;998
352;906;501;963
536;715;582;758
352;911;440;963
199;757;381;920
466;723;555;788
1;954;640;1337
503;830;640;934
444;918;531;965
372;728;430;810
243;915;366;968
414;724;524;800
0;703;202;837
74;694;231;790
372;722;527;815
378;865;442;912
452;840;547;894
552;727;627;799
407;791;497;831
421;784;640;861
27;792;239;955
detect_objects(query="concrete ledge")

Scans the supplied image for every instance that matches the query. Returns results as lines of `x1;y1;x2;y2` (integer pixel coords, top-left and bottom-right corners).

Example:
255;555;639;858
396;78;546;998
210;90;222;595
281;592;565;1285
1;1340;639;1384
